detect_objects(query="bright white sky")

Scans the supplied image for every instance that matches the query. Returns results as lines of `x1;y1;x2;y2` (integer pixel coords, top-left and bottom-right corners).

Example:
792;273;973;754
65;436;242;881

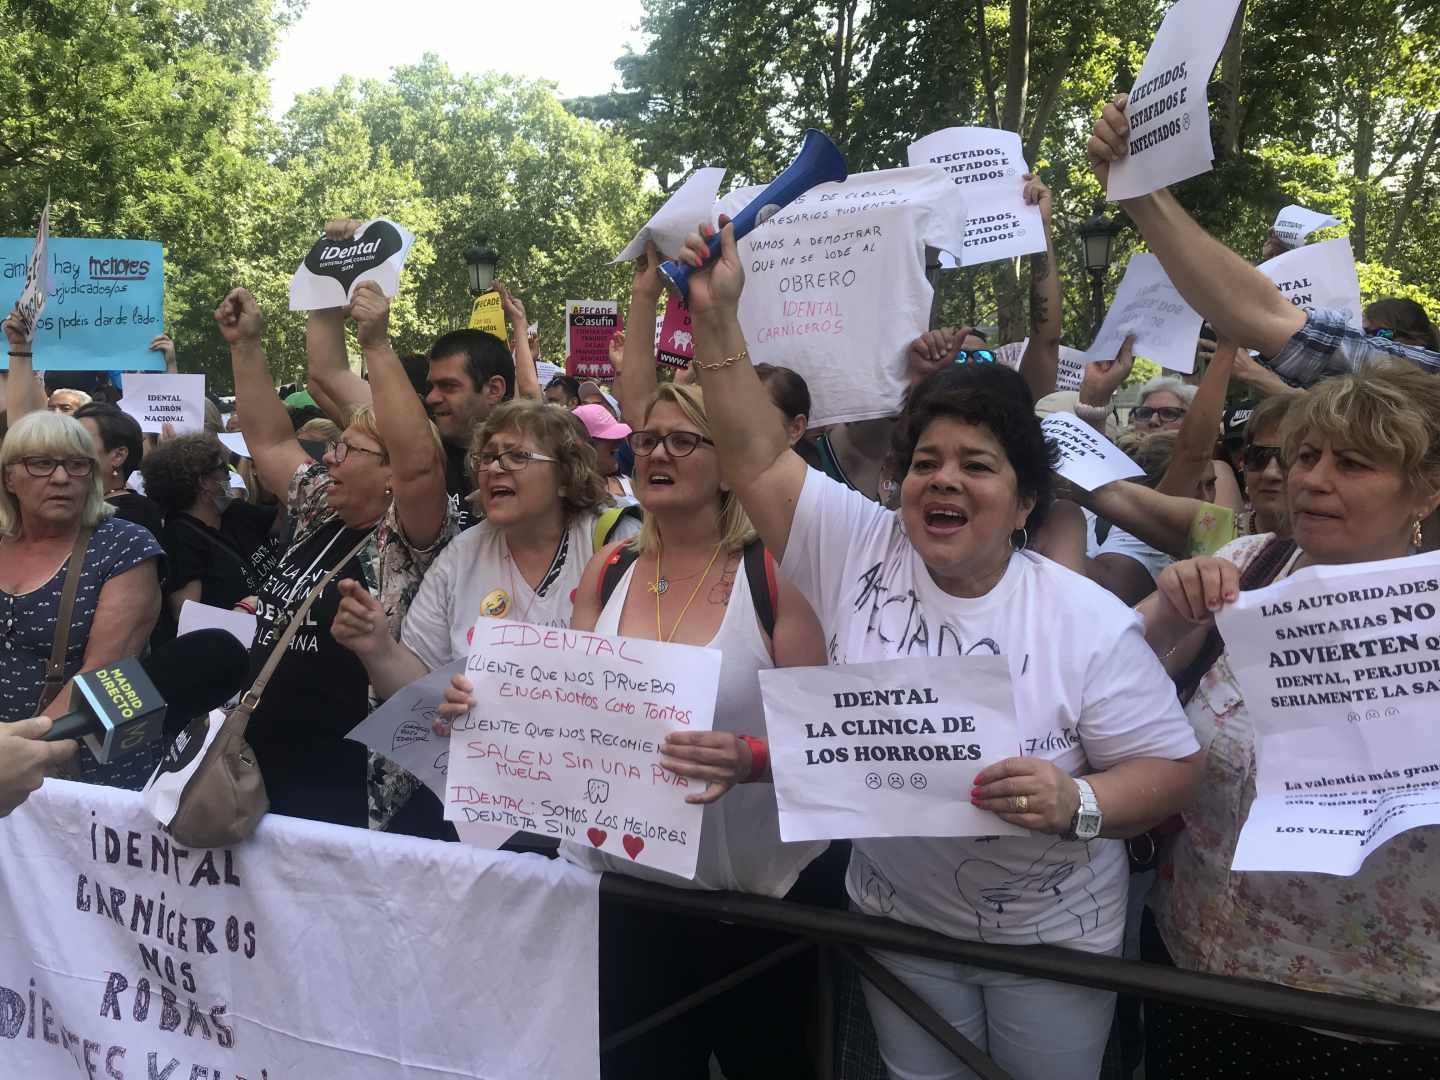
267;0;648;116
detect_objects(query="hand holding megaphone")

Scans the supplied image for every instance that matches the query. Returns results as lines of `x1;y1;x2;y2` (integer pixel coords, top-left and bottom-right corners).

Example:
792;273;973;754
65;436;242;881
674;216;745;319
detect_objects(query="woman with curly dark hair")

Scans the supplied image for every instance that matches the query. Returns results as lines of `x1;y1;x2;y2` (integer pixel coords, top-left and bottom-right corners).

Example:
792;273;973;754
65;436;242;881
332;398;638;696
139;433;280;639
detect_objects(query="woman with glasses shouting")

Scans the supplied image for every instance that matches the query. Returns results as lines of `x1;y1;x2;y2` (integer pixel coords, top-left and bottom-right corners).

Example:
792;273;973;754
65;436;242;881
216;285;456;831
0;411;163;788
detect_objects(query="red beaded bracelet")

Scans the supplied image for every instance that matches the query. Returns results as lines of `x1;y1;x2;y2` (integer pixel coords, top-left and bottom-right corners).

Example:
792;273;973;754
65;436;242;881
738;735;769;783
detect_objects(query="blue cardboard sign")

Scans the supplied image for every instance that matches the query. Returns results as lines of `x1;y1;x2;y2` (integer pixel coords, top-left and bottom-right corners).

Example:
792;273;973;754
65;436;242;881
0;238;165;370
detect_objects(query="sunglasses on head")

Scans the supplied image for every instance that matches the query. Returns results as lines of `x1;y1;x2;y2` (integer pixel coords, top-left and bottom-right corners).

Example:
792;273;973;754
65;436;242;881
1242;444;1284;471
1131;405;1187;423
1371;327;1396;340
953;349;996;365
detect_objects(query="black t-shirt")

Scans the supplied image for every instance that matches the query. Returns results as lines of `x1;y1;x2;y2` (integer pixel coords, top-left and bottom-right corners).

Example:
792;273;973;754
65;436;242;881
246;518;374;827
444;441;477;532
108;491;165;543
155;502;279;641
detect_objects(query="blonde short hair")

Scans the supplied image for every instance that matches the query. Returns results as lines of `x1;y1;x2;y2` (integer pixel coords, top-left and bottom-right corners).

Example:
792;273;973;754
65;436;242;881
470;400;611;519
0;411;114;538
630;383;757;558
1280;359;1440;496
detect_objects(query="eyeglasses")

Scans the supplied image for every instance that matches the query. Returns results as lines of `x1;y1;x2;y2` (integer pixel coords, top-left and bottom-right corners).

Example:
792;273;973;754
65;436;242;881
1371;328;1396;340
18;456;94;478
1242;444;1285;471
1131;406;1187;423
326;439;385;464
953;349;996;364
627;430;714;457
477;448;557;473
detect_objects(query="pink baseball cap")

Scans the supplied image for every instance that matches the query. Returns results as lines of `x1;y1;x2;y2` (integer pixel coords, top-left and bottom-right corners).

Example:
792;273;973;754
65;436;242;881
572;403;631;442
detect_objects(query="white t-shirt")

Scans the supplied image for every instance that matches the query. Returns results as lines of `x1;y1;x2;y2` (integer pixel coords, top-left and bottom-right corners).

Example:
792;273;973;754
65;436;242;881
719;167;966;428
1084;508;1172;583
781;470;1198;952
401;510;641;669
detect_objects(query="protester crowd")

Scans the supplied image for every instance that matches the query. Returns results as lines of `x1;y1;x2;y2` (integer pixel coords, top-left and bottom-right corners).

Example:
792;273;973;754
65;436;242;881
3;91;1440;1080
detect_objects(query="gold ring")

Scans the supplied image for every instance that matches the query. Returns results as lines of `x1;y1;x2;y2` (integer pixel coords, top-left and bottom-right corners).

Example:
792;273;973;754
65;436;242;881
1014;795;1029;813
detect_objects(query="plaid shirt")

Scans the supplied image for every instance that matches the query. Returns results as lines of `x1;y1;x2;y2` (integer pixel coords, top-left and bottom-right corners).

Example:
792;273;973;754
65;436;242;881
1268;308;1440;386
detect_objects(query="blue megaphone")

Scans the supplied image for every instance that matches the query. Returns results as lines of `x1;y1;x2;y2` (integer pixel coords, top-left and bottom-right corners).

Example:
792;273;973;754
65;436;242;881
658;129;848;301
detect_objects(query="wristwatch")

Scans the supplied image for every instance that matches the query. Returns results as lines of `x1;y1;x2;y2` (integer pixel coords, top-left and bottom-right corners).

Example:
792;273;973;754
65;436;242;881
1064;778;1102;841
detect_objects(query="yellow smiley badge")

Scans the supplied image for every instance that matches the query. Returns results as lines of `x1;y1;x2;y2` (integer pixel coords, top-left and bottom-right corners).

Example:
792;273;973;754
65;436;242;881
480;589;511;618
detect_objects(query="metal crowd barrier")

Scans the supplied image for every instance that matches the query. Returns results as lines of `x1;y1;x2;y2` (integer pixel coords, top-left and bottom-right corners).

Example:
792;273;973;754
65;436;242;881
598;874;1440;1079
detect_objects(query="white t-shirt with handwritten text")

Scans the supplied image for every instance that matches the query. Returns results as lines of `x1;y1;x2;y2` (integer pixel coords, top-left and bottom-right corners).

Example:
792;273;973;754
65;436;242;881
780;470;1197;951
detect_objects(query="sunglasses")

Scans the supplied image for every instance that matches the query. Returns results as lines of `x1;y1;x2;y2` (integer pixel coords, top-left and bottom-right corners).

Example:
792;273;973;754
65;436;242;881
1371;328;1396;340
1131;406;1187;423
1242;444;1285;471
953;349;996;364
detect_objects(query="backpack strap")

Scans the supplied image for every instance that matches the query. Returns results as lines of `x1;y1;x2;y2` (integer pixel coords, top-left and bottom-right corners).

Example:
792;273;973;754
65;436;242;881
1174;536;1298;703
742;538;779;640
597;542;640;609
592;505;643;551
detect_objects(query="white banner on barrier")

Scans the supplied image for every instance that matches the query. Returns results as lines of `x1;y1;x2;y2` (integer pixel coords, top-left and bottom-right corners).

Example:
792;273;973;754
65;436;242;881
0;780;600;1079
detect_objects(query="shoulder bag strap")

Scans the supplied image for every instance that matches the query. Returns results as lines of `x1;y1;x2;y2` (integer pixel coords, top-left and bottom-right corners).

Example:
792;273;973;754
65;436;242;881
742;539;778;639
598;543;640;607
237;530;374;713
36;526;95;713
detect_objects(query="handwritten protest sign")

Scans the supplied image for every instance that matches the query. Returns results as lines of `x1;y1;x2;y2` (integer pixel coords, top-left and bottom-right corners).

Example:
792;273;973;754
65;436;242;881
994;337;1087;391
565;299;620;381
614;167;725;262
759;655;1025;842
288;218;414;310
1042;412;1145;490
445;620;722;879
722;166;965;426
656;293;694;368
1083;253;1203;374
119;372;205;434
1107;0;1244;201
1258;236;1362;328
469;290;506;340
1215;551;1440;874
12;197;49;341
907;127;1043;268
0;237;164;370
1272;204;1341;247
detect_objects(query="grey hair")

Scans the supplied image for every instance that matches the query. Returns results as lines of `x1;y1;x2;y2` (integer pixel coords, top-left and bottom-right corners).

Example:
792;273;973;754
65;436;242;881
0;411;114;538
1137;376;1197;408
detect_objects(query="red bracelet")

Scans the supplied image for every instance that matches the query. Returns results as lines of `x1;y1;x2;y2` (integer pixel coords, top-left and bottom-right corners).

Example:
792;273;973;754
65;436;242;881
233;600;257;615
738;735;769;782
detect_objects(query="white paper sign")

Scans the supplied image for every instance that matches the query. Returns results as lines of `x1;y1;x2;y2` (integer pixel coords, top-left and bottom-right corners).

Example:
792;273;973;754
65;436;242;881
722;166;966;426
446;620;722;879
288;217;416;311
614;167;725;262
119;372;205;433
176;598;257;648
759;655;1026;843
1083;253;1203;374
1042;412;1145;490
1216;551;1440;874
1272;204;1341;247
218;430;250;458
996;337;1087;391
1107;0;1244;200
13;196;50;341
1257;236;1362;328
3;779;601;1080
907;127;1044;268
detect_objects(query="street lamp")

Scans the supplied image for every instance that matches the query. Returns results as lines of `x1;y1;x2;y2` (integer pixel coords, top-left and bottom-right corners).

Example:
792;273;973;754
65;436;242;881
1077;208;1122;333
463;238;499;296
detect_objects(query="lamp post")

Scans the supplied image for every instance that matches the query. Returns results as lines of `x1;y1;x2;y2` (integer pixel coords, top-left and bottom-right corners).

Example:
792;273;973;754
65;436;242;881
463;238;499;296
1077;208;1122;335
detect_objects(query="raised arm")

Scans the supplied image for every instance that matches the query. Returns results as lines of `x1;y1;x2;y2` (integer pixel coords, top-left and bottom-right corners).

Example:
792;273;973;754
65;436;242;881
497;282;540;401
1156;338;1236;501
682;220;808;561
305;220;374;424
1072;478;1205;560
615;241;664;420
1088;95;1304;358
216;288;310;500
349;282;448;549
3;311;46;422
1017;174;1062;401
1075;336;1135;434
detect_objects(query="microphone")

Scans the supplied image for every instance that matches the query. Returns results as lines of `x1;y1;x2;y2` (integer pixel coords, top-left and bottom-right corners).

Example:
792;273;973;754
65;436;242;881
43;630;252;763
658;128;848;302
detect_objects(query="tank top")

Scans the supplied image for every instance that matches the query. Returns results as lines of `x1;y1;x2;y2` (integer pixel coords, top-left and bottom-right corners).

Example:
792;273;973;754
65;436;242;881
559;559;828;896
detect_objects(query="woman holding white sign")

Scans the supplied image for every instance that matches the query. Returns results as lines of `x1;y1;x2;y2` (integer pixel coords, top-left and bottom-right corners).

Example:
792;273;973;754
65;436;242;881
673;218;1203;1080
1139;360;1440;1076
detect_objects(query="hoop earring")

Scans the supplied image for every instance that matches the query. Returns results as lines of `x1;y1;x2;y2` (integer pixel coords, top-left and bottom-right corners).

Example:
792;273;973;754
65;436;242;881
1012;527;1029;551
1414;519;1425;550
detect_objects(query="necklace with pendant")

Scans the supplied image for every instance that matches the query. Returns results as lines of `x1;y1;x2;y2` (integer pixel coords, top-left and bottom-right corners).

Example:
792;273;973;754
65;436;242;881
649;559;709;596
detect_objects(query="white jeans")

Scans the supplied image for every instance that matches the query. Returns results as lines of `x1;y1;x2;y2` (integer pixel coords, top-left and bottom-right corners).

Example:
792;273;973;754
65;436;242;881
862;945;1118;1080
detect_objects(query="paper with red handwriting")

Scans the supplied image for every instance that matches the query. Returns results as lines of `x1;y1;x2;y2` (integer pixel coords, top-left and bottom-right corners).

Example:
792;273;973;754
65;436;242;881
445;620;722;879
